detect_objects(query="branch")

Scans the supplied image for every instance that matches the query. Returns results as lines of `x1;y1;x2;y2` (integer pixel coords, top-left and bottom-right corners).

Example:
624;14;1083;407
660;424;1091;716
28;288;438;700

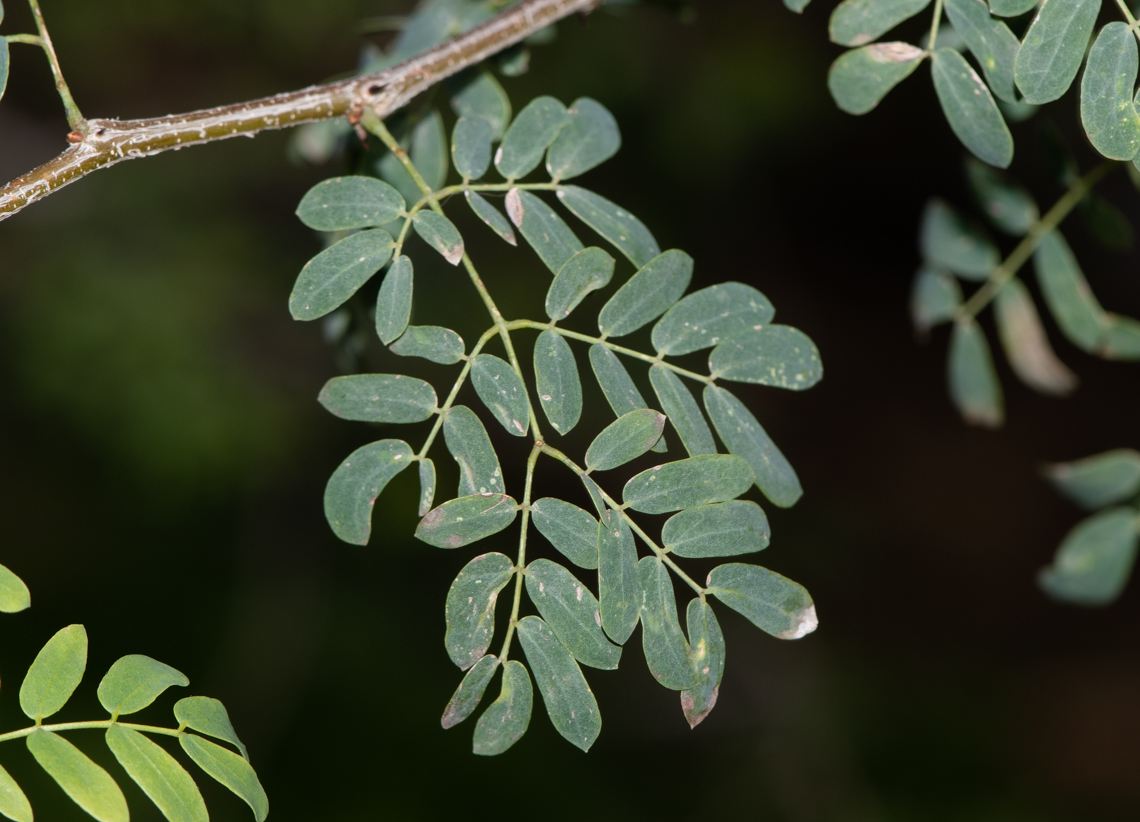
0;0;599;221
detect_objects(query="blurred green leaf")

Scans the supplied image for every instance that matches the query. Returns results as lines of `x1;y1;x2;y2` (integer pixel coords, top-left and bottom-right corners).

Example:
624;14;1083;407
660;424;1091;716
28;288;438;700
465;191;518;245
174;697;249;761
98;655;188;718
1045;449;1140;509
443;553;514;667
1039;507;1139;605
704;385;803;508
681;599;725;729
943;0;1019;103
1102;313;1140;359
318;374;438;423
0;763;33;822
546;97;621;180
390;325;466;364
417;494;518;548
989;0;1037;15
418;458;437;517
451;116;493;180
586;409;665;471
920;199;999;281
588;345;667;453
516;616;602;751
413;110;449;191
106;725;207;822
534;330;583;435
546;247;615;320
444;405;505;496
1014;0;1100;104
526;559;620;669
638;557;697;690
994;279;1078;396
650;365;717;457
471;354;530;437
598;250;693;337
0;563;31;614
829;0;931;47
1;40;11;104
785;0;812;11
828;42;926;115
706;563;818;639
20;624;87;721
663;500;770;558
709;325;823;390
1081;194;1134;250
948;319;1004;428
179;735;268;822
598;509;640;644
931;48;1013;168
295;176;405;231
496;43;530;76
556;185;661;268
998;98;1039;122
1033;230;1107;353
450;69;511;140
289;229;394;320
966;159;1039;236
623;454;754;514
375;255;414;344
323;439;414;545
27;730;128;822
412;211;464;266
911;266;963;334
473;660;532;755
652;282;776;356
531;498;601;570
506;189;584;273
495;96;571;179
442;654;500;729
1080;23;1140;160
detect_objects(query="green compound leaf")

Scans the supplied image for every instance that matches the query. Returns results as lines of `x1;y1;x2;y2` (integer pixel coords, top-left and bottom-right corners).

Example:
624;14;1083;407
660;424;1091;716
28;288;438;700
0;563;30;614
412;211;464;266
989;0;1037;15
704;385;803;508
20;624;87;721
390;325;466;364
526;559;621;670
966;159;1039;236
97;655;188;717
911;266;963;334
586;409;666;472
588;345;667;453
473;660;532;755
994;279;1078;396
663;500;770;559
506;188;584;274
1045;449;1140;509
706;563;818;639
650;365;717;457
1103;313;1140;359
652;282;776;357
1081;22;1140;161
943;0;1020;103
289;229;394;320
465;191;518;245
709;325;823;390
452;115;493;180
443;552;515;667
1033;230;1107;353
444;406;506;496
179;735;268;822
546;247;616;320
829;0;931;47
450;69;511;140
931;48;1014;168
516;616;602;751
0;762;33;822
681;598;725;729
1014;0;1101;105
442;654;500;728
534;329;583;435
531;498;601;570
546;97;621;180
418;458;437;517
106;725;207;822
1039;507;1139;605
318;374;438;423
174;697;250;761
27;730;128;822
471;354;530;437
638;557;698;690
324;439;413;544
295;176;405;231
920;198;999;281
948;319;1004;428
598;509;641;644
828;42;926;115
375;255;414;344
416;494;518;549
598;249;694;338
623;454;754;515
495;96;571;179
556;185;661;268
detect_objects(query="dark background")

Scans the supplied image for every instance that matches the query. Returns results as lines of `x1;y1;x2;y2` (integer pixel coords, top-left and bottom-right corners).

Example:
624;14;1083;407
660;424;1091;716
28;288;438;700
2;0;1140;820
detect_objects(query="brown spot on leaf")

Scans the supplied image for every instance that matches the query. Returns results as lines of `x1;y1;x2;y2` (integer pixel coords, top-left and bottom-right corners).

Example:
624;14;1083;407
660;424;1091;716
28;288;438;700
681;685;719;729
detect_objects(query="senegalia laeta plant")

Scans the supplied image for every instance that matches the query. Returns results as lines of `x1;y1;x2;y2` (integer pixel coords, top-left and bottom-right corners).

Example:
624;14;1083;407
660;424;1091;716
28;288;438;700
289;87;824;754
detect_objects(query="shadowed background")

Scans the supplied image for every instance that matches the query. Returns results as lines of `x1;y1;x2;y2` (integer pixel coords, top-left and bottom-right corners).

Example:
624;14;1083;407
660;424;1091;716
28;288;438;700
2;0;1140;820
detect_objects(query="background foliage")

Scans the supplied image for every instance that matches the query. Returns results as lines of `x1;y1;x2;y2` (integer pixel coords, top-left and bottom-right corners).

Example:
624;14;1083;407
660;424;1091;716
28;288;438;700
3;0;1140;819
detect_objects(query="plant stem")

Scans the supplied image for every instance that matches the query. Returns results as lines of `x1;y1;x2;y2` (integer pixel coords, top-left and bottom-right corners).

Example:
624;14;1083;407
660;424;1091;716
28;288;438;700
1114;0;1140;40
415;326;500;461
0;720;181;744
5;34;45;45
957;161;1116;320
499;444;541;663
927;0;944;52
26;0;85;131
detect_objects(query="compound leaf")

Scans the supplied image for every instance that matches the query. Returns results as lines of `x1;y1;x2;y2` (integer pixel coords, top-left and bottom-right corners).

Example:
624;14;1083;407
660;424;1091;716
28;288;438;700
828;42;926;115
0;763;32;822
1034;230;1107;352
418;458;437;517
450;69;511;140
296;176;405;231
318;374;437;423
98;655;188;718
598;509;640;644
416;494;518;549
442;654;500;729
471;354;530;437
534;330;583;435
289;229;394;320
623;454;754;515
506;189;584;274
0;563;30;614
531;498;601;570
652;282;776;356
588;345;667;453
375;255;414;344
829;0;931;47
994;279;1078;396
473;660;532;755
1015;0;1101;104
465;191;517;245
681;599;726;729
27;730;128;822
443;552;515;667
20;624;87;721
444;406;505;496
920;199;999;281
179;735;268;822
106;725;207;822
556;185;660;268
706;563;818;639
412;211;464;266
1045;449;1140;509
495;96;571;179
911;266;963;334
948;319;1004;428
1039;507;1139;605
709;325;823;390
1081;22;1140;161
966;159;1039;236
324;439;414;545
638;557;698;690
704;385;803;508
931;48;1014;168
650;365;717;457
516;616;602;751
452;115;493;180
546;247;616;320
526;559;620;670
598;250;694;338
390;325;466;364
174;697;249;760
663;500;770;559
586;409;666;472
546;97;621;180
943;0;1020;103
